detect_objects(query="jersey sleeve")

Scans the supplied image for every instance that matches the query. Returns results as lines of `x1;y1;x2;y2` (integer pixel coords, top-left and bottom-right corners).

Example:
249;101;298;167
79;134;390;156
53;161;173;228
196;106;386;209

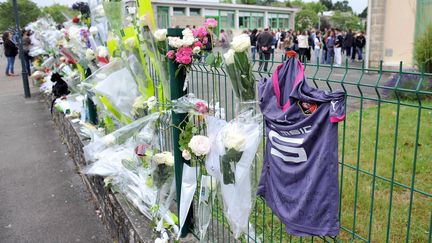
329;92;346;123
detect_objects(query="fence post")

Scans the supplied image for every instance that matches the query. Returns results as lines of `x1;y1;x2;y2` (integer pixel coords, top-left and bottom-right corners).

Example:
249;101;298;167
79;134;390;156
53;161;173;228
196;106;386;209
167;28;193;237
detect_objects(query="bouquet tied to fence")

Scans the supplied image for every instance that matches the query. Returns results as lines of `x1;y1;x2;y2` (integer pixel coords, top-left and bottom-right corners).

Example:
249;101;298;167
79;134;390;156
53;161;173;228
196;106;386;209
223;34;257;114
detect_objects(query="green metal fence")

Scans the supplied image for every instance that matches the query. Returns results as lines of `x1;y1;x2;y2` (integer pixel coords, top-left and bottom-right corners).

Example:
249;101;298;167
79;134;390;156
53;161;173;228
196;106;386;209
150;41;431;242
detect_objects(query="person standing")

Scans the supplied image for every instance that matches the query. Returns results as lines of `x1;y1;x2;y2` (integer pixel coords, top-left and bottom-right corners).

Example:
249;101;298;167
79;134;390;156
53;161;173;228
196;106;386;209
344;29;354;58
292;31;299;53
334;29;343;66
219;29;229;49
355;31;366;61
326;30;335;65
314;31;322;63
297;30;309;63
250;28;258;61
22;30;32;75
307;30;314;61
256;27;273;72
321;31;329;64
3;31;18;76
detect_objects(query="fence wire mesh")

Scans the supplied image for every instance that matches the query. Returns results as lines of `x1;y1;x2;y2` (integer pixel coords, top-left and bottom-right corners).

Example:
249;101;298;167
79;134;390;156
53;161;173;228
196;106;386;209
157;53;431;243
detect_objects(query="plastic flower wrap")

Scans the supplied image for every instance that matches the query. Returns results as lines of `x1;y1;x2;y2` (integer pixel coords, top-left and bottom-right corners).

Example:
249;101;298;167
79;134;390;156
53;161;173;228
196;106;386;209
83;112;159;162
223;34;256;106
82;58;140;126
26;17;64;57
171;93;209;115
204;112;262;238
102;0;124;34
141;26;170;101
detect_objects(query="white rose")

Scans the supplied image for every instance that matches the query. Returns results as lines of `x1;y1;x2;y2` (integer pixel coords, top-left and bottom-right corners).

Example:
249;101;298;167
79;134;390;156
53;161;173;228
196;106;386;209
152;153;166;165
192;46;201;54
168;37;184;48
182;150;191;160
223;49;235;65
155;238;168;243
85;48;95;61
182;28;193;38
95;4;105;17
223;123;246;151
182;36;195;46
128;6;136;15
89;26;98;36
231;34;251;53
97;46;109;58
153;29;167;41
124;37;135;49
103;134;116;146
188;135;211;156
147;96;157;110
163;152;174;166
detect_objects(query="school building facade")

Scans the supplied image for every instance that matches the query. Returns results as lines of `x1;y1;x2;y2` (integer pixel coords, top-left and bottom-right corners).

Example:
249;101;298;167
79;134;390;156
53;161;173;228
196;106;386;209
151;0;297;34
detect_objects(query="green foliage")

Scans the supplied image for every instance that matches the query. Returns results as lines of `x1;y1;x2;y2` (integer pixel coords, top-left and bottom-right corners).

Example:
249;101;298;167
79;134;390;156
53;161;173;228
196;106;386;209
333;0;352;12
330;10;362;31
414;24;432;73
0;0;41;31
319;0;333;10
237;0;257;4
295;8;319;31
43;4;79;25
359;7;368;18
304;1;328;14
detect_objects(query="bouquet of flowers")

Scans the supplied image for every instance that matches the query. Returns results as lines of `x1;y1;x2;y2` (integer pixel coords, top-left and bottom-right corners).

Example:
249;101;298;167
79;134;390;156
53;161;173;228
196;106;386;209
167;28;206;75
223;34;256;103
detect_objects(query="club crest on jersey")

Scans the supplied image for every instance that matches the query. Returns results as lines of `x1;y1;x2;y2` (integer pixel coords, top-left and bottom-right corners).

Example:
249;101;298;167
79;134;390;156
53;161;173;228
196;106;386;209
268;126;311;163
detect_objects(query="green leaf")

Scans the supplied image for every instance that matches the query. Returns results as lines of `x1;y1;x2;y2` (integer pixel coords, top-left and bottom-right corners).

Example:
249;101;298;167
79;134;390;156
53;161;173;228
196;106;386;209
206;53;216;66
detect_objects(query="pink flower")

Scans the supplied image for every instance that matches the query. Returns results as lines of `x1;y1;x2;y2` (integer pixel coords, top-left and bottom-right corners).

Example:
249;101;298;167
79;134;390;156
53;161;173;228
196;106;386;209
193;27;207;38
202;37;208;45
175;47;193;65
192;40;203;48
167;50;175;59
195;102;208;114
205;18;218;28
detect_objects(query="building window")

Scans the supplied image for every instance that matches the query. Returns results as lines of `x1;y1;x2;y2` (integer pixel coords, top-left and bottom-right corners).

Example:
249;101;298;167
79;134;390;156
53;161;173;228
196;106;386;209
173;7;185;16
239;11;264;29
268;13;290;30
190;8;201;16
220;10;235;29
157;6;169;29
205;9;218;16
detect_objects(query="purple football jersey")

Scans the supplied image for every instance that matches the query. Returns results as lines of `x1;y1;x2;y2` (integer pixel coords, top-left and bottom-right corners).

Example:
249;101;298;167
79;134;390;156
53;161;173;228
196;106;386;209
257;57;345;236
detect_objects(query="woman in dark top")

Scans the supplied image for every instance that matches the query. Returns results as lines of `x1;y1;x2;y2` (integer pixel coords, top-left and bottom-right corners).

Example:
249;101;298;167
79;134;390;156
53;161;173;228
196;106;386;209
250;29;258;60
3;31;18;76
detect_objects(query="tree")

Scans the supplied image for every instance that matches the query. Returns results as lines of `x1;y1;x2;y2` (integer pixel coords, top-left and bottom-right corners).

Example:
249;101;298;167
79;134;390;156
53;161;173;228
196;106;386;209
43;4;79;25
330;10;362;30
304;2;328;14
333;0;352;12
238;0;258;4
295;8;319;31
359;7;368;18
0;0;41;31
319;0;333;10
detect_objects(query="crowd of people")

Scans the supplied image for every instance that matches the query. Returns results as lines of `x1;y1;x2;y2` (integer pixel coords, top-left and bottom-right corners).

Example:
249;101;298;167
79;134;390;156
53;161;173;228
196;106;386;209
245;27;366;70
